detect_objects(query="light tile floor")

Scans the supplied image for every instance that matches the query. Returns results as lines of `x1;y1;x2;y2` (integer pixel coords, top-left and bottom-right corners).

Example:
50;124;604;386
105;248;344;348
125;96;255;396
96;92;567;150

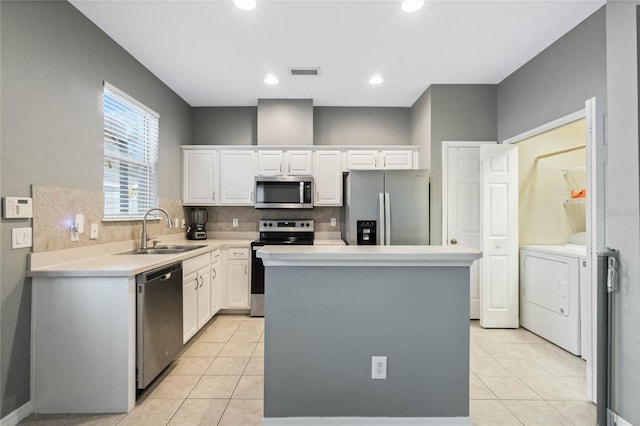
20;316;596;425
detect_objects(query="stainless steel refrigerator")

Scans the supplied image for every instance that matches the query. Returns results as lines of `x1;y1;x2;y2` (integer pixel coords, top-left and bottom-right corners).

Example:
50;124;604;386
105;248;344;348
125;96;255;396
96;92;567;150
341;169;430;245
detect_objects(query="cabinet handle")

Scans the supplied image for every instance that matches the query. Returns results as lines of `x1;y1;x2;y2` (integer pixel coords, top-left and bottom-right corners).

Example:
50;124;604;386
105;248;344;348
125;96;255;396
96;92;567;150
316;191;319;203
279;163;282;173
199;276;204;288
245;265;248;275
251;191;254;202
212;268;217;279
194;277;198;290
288;163;291;174
213;191;216;202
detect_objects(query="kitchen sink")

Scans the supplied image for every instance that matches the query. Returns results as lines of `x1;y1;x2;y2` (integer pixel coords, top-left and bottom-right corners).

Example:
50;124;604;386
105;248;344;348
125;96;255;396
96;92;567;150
116;244;207;255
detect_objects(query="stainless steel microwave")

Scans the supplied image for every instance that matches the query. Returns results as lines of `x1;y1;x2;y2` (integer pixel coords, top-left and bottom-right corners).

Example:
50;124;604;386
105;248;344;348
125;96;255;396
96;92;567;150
254;176;313;209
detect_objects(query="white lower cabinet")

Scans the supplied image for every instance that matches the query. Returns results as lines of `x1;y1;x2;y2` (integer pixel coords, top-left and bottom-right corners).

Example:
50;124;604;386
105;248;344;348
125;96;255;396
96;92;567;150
210;249;222;316
183;253;212;343
224;247;250;309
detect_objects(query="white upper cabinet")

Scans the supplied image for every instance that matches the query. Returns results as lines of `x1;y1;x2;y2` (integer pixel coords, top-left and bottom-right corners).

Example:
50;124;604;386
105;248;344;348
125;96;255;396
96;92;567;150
346;149;415;170
220;150;257;205
183;149;219;205
257;150;313;176
346;150;379;170
285;150;313;175
313;150;342;206
380;150;413;169
257;151;284;176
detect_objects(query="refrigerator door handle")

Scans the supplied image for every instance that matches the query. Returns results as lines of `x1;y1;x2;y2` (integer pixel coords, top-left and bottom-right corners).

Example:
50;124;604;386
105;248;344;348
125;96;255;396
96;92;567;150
379;193;385;245
384;192;391;245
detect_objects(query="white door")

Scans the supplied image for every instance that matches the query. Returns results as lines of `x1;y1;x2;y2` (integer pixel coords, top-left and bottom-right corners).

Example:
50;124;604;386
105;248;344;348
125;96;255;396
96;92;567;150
480;144;519;328
183;149;219;205
257;151;283;176
445;145;485;319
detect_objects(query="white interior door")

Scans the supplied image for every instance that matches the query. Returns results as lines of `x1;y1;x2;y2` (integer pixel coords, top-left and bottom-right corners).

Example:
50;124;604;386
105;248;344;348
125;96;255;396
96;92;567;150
444;143;495;319
480;144;519;328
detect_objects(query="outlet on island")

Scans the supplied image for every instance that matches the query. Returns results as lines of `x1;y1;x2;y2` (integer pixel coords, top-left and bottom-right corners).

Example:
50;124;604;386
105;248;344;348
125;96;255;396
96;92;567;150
232;218;239;228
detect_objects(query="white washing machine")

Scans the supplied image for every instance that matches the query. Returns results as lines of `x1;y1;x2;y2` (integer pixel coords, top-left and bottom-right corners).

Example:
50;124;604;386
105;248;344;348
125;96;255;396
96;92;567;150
520;244;587;356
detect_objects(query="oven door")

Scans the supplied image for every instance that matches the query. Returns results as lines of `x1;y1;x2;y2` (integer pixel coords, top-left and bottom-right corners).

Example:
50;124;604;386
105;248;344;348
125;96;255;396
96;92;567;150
250;242;265;317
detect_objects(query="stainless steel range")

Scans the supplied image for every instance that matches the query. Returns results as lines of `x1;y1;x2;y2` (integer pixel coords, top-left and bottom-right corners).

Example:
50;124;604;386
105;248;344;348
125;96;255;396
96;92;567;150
250;220;314;316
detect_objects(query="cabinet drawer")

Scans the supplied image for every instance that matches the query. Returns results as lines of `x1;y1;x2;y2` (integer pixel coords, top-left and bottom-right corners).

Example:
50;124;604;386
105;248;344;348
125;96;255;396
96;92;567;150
228;248;249;259
210;249;221;264
183;253;210;274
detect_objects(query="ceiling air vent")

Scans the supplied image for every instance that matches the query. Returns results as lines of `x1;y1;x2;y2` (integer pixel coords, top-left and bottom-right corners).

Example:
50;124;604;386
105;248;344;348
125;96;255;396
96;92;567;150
289;68;320;77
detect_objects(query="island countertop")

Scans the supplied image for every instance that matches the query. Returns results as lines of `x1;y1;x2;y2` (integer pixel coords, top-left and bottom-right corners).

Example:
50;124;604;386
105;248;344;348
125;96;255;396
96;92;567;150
257;244;482;267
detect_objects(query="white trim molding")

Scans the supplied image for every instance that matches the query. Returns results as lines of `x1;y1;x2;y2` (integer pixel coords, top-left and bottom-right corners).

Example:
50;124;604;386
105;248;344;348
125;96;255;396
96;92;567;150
0;401;33;426
263;417;472;426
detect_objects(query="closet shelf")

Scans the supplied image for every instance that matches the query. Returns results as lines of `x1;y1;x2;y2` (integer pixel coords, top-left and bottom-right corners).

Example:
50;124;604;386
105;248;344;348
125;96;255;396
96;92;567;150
562;166;586;175
562;198;587;205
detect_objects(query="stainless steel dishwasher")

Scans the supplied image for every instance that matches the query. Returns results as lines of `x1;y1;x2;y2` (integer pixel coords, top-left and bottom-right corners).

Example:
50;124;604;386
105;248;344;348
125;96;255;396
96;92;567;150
136;262;183;389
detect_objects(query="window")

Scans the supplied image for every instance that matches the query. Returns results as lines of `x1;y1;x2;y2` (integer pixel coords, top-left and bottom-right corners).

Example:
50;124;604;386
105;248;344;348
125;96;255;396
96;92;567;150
103;82;159;220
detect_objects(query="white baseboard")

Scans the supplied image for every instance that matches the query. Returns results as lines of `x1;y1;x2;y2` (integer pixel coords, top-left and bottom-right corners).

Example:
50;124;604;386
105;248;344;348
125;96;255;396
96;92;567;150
0;401;33;426
611;411;634;426
262;417;472;425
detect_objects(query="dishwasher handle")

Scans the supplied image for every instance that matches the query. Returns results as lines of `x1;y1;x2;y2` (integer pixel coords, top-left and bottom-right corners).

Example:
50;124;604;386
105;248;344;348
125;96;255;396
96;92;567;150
136;262;182;284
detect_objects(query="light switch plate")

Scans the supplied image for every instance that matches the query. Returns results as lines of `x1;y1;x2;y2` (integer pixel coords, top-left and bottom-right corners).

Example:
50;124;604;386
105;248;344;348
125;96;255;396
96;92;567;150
12;227;33;249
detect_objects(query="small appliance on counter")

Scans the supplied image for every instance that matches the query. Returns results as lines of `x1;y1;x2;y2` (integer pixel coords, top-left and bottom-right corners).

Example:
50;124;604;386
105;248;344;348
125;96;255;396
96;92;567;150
186;207;208;240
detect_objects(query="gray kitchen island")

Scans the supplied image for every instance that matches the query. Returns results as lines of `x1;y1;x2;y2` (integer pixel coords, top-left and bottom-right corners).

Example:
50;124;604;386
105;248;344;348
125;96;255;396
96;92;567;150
257;245;482;426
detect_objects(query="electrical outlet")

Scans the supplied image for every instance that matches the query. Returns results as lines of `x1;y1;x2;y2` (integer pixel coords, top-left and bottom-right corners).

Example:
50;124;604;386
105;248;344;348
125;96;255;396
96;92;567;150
331;217;337;227
371;356;387;379
232;218;239;228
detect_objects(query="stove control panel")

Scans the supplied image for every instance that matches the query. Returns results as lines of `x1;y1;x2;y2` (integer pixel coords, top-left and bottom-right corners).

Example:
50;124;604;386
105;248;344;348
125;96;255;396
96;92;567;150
259;220;314;232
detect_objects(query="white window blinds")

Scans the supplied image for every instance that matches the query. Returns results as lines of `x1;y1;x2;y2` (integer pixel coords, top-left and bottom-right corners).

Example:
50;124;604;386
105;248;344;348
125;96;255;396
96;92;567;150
103;83;159;220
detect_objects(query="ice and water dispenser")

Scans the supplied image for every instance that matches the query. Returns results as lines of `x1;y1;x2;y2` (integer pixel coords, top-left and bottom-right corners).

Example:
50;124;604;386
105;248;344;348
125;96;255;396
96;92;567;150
356;220;377;245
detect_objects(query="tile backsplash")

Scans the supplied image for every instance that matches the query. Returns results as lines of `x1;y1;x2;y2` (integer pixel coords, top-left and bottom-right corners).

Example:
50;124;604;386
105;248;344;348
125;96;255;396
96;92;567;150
32;185;185;252
185;206;341;233
32;185;342;252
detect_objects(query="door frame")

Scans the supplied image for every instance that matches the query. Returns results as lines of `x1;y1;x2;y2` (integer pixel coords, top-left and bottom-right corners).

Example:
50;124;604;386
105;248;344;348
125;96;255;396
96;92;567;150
502;99;601;403
441;141;497;247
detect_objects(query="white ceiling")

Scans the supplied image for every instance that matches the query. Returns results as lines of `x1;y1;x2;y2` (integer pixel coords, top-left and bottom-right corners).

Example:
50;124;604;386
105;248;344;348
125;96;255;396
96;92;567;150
70;0;605;107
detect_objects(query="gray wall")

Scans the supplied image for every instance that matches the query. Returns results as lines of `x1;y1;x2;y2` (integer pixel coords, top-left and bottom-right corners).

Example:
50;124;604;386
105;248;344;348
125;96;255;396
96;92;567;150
192;107;257;145
313;107;411;146
497;8;607;142
424;85;498;244
605;3;640;425
410;88;432;169
192;106;412;147
0;1;191;417
258;99;313;146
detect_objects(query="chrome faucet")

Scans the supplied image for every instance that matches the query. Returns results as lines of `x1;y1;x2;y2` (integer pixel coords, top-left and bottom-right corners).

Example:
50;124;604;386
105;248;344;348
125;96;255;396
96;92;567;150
141;207;173;249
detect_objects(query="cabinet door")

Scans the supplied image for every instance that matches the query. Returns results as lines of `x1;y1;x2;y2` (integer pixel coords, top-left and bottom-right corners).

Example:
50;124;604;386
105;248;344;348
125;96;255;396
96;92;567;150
381;150;413;169
313;150;342;206
197;268;212;329
227;260;249;308
285;150;313;175
346;150;379;170
183;271;199;343
211;259;221;316
257;151;283;176
220;150;257;205
183;149;219;205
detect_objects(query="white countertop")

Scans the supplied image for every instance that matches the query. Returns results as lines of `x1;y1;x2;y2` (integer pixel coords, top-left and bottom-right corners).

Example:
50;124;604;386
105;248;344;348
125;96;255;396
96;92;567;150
28;236;347;278
28;239;253;278
257;245;482;267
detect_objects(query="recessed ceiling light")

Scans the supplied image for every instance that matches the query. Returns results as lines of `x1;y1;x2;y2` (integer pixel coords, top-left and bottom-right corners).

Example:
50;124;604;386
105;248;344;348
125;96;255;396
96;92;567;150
401;0;424;13
369;74;384;85
264;74;279;85
234;0;256;11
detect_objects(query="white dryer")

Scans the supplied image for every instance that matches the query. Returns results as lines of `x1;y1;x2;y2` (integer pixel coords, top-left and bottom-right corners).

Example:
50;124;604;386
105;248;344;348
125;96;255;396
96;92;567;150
520;244;587;356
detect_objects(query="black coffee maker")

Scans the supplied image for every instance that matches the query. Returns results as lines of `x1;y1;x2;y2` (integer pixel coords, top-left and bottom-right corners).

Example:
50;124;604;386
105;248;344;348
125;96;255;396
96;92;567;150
187;208;208;240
